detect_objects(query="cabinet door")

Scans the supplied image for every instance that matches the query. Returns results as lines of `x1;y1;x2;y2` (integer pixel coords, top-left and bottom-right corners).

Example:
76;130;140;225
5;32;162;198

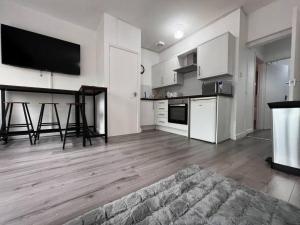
152;63;162;89
197;33;234;79
190;98;216;142
163;57;180;86
141;101;155;126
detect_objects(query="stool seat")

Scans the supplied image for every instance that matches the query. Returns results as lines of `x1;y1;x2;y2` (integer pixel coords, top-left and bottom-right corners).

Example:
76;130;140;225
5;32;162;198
39;102;59;105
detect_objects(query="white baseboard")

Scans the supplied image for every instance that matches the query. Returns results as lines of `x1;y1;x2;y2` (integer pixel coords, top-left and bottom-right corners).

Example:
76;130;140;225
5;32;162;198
156;125;188;137
235;128;254;140
141;125;156;131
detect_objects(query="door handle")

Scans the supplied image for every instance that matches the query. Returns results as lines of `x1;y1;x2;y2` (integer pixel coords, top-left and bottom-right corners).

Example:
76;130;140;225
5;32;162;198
133;92;137;97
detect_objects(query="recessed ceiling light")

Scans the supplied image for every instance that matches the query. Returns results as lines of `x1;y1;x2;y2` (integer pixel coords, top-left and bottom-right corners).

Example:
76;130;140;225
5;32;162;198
174;24;184;39
174;30;184;39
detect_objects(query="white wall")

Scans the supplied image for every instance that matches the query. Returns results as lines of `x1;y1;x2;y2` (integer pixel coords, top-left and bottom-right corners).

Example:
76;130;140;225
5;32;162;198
235;10;255;138
96;13;142;136
0;1;98;134
97;13;141;88
260;37;292;62
160;10;240;62
247;0;300;43
141;49;159;98
0;0;98;89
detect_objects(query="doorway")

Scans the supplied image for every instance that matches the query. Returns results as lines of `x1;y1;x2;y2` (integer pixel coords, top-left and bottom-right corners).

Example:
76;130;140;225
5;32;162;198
255;59;290;130
252;36;291;132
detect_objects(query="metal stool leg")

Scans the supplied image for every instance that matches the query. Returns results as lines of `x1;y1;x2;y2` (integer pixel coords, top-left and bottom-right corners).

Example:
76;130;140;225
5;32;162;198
25;103;34;140
34;104;44;144
25;103;34;132
38;104;45;141
22;103;33;145
80;104;92;146
54;104;63;141
63;104;72;150
4;103;13;143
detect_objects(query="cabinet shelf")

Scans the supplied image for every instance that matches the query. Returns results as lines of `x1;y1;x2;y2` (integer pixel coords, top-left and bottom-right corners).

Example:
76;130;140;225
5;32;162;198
174;64;197;74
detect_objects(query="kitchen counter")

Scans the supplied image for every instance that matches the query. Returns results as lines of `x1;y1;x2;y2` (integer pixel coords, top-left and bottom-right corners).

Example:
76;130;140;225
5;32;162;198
268;101;300;108
141;93;233;101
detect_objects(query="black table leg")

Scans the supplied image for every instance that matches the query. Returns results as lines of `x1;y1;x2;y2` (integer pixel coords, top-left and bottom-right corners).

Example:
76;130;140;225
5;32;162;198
93;95;96;132
75;93;80;137
82;93;86;147
1;89;5;138
104;90;108;143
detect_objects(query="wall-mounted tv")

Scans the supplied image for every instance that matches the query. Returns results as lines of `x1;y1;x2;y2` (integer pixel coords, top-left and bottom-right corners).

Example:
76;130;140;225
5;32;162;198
1;24;80;75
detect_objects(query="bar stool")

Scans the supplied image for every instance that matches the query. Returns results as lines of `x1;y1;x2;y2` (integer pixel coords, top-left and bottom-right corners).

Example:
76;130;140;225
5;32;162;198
1;102;34;144
63;103;92;149
34;103;63;144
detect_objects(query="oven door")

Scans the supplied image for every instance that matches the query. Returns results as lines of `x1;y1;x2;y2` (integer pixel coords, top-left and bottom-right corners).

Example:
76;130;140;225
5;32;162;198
168;104;188;125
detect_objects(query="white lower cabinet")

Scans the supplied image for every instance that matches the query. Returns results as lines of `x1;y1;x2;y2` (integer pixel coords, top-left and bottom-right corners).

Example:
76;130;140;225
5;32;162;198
190;97;217;142
190;96;231;143
154;100;188;136
142;97;231;140
141;101;155;126
154;100;168;125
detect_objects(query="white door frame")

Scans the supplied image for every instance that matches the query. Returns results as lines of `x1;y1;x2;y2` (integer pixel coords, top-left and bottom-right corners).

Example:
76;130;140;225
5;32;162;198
108;44;141;136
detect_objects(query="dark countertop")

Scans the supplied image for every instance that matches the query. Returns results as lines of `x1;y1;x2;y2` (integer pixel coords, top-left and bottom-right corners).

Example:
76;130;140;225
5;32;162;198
141;93;233;101
268;101;300;109
0;84;107;96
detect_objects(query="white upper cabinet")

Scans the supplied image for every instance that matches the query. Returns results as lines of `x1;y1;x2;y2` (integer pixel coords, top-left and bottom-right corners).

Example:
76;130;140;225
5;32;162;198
152;57;183;89
163;57;181;86
197;32;235;80
152;63;163;89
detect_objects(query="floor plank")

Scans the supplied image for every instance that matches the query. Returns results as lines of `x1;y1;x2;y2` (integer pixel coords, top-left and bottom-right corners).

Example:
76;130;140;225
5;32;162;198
0;130;299;225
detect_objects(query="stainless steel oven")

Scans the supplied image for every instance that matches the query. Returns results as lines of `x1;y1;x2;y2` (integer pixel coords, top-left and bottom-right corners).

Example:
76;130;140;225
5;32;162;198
168;99;188;125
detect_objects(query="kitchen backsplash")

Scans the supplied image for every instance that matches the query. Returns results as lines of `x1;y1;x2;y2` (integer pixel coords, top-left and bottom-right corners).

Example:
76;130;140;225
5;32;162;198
152;71;233;98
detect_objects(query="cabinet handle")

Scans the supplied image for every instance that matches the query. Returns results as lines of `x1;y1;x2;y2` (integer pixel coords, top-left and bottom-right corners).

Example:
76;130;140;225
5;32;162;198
159;108;165;110
198;66;200;77
174;73;176;82
159;121;165;123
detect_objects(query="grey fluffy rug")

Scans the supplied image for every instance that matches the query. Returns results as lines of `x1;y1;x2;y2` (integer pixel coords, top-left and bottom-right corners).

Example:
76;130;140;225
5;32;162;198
64;165;300;225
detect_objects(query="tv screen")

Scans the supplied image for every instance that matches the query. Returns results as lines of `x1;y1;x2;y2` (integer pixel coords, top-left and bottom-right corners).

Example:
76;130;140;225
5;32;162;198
1;24;80;75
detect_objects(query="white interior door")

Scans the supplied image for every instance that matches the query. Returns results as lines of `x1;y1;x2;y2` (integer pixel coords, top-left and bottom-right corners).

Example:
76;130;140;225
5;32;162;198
109;46;139;136
262;62;289;129
289;7;300;100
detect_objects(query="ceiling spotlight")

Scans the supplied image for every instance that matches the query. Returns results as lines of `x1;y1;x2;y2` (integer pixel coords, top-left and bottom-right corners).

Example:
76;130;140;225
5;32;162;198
174;30;184;39
174;24;184;39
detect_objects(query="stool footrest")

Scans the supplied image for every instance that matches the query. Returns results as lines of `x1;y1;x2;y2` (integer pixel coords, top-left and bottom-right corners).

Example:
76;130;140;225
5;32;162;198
9;124;30;128
40;123;59;126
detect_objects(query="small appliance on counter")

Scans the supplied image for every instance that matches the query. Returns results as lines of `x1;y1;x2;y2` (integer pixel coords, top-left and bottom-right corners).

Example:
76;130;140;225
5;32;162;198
166;92;183;98
202;80;232;95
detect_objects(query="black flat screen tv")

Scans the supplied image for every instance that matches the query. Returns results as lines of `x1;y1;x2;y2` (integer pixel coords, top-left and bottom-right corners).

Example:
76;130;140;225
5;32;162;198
1;24;80;75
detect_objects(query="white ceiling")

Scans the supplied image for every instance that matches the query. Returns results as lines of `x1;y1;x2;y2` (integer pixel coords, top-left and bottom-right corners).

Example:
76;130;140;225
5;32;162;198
10;0;275;52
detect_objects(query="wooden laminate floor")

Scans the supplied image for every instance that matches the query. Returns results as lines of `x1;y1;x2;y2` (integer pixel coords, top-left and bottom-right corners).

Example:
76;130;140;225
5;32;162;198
0;130;299;225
